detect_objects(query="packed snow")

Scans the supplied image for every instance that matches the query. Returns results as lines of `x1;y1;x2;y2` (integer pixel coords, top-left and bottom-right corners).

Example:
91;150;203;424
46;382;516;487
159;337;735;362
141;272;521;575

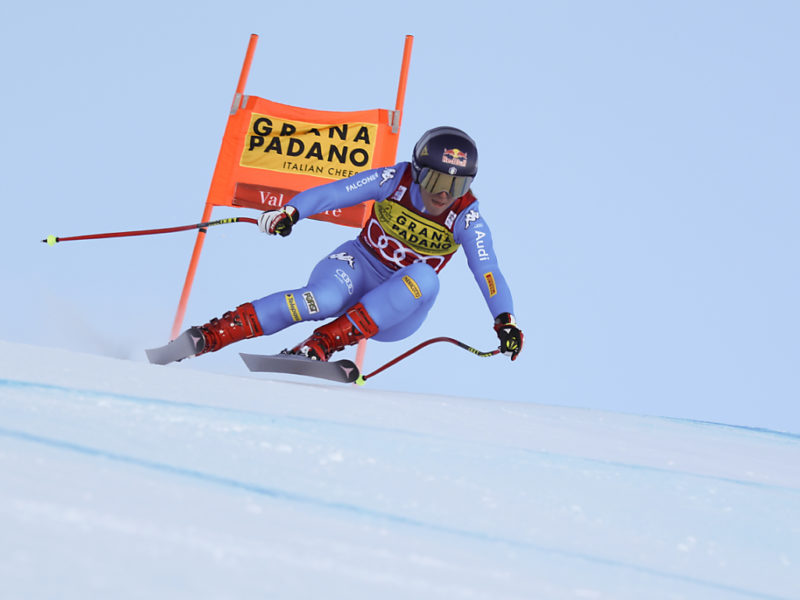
1;340;797;599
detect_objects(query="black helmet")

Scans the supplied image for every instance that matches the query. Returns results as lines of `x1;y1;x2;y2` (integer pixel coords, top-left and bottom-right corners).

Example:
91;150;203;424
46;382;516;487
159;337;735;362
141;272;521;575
411;126;478;198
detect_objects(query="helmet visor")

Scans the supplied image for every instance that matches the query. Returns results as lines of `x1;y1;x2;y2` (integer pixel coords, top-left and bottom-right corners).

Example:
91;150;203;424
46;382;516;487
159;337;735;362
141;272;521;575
419;167;473;198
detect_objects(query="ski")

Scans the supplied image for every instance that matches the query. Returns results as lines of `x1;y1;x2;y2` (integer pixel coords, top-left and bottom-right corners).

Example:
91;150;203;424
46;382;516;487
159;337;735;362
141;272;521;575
146;328;204;365
239;352;361;384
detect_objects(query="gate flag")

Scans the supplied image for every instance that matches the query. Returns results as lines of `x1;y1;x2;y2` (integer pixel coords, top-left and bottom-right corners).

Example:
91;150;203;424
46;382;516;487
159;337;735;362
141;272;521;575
209;97;402;227
171;33;413;342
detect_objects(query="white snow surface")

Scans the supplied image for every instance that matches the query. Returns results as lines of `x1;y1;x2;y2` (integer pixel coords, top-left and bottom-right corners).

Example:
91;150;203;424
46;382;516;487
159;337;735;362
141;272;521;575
1;340;798;600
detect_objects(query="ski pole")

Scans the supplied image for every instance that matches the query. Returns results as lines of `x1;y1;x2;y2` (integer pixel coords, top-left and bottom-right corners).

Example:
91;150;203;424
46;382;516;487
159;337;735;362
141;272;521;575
41;216;258;246
356;337;500;384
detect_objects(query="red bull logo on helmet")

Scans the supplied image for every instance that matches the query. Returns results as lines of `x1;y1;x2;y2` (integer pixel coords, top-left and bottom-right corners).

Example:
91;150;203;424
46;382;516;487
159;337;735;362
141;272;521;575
442;148;468;167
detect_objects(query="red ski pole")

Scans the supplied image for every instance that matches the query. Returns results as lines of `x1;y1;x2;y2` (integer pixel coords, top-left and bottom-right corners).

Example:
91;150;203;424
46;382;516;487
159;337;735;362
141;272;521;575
41;216;258;246
356;337;500;384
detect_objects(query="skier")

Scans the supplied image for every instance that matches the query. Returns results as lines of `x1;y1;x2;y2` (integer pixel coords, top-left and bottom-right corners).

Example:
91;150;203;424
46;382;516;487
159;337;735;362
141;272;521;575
149;126;523;365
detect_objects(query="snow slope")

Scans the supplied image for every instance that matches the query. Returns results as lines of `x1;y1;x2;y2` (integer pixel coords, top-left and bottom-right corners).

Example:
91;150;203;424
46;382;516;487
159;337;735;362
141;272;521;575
1;340;798;599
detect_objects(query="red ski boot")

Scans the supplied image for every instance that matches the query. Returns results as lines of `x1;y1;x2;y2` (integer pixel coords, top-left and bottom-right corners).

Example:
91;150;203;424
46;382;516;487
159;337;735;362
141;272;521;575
288;303;379;361
195;302;264;356
146;302;264;365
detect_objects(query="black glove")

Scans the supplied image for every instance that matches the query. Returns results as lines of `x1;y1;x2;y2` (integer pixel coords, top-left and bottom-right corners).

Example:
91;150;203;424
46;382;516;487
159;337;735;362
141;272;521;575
258;206;299;237
494;312;523;361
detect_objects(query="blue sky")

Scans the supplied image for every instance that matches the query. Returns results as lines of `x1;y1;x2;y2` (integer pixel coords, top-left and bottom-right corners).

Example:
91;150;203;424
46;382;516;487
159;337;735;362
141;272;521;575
2;1;798;431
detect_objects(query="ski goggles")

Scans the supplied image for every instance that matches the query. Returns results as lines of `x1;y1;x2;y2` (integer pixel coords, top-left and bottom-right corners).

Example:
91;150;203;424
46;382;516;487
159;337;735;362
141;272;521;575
418;167;474;198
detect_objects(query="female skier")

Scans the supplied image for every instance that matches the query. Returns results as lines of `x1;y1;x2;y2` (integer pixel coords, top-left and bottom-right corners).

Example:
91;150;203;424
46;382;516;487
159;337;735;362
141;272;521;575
149;126;523;365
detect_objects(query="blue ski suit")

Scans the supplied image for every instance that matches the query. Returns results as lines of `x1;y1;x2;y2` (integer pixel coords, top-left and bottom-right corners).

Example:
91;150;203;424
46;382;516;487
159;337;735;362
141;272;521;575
251;162;514;343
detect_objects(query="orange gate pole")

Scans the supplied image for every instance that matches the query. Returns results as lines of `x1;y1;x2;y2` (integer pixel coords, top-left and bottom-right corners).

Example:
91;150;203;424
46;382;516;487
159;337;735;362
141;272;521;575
170;34;259;339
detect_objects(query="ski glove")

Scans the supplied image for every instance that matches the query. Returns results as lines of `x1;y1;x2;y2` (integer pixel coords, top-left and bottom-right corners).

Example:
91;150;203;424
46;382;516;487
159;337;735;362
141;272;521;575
494;312;523;361
258;206;299;237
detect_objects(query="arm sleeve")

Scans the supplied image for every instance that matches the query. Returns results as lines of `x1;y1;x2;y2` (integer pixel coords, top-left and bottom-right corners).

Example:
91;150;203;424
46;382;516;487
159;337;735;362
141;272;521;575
286;163;407;219
454;201;515;319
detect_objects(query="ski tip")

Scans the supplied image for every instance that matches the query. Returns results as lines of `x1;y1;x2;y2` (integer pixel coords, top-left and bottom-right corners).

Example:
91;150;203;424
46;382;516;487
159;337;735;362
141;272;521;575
144;347;168;365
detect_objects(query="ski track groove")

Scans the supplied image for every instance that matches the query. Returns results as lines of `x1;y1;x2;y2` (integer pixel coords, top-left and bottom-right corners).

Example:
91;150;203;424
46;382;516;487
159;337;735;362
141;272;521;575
0;424;792;600
2;378;798;494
